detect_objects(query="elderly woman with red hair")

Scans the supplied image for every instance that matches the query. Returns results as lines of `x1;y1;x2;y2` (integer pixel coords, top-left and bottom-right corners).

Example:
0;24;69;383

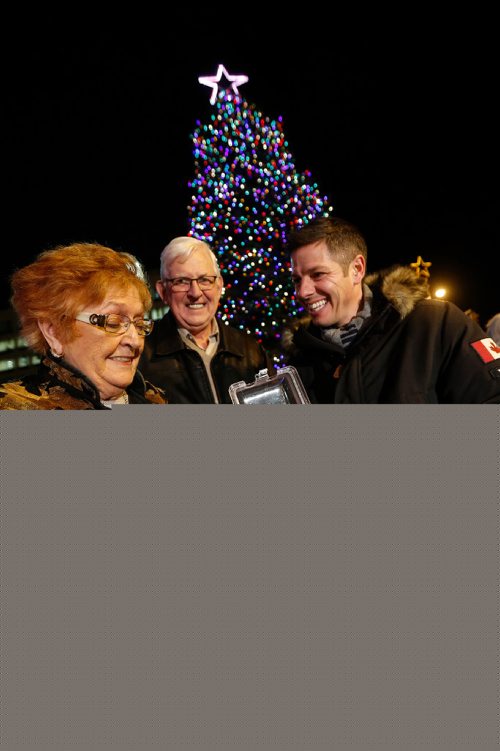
0;242;167;409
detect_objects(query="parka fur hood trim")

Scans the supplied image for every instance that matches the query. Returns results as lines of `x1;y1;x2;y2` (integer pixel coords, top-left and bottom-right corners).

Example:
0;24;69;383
365;265;430;318
282;265;430;351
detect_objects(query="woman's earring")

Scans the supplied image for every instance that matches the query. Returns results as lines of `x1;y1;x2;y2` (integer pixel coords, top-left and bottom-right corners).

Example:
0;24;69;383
50;349;63;359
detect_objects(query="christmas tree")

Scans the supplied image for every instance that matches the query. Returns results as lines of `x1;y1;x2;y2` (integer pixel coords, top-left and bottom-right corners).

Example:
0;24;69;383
187;64;332;354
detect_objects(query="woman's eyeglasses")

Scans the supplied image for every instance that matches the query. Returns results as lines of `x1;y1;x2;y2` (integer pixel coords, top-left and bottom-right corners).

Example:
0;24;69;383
75;313;154;336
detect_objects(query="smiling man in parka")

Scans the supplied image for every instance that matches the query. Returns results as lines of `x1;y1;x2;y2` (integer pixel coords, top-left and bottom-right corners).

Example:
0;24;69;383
282;216;500;403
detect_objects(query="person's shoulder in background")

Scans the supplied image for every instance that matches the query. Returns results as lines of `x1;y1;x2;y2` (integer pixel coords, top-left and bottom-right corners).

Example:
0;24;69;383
485;313;500;345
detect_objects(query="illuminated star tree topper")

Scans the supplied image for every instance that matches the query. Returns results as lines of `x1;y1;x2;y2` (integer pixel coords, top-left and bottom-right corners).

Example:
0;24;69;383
198;64;249;105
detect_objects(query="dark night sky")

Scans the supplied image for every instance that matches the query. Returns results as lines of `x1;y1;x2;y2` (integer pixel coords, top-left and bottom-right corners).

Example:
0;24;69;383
4;14;499;325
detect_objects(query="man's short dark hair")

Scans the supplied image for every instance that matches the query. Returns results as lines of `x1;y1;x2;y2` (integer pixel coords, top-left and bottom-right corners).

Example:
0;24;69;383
286;216;368;275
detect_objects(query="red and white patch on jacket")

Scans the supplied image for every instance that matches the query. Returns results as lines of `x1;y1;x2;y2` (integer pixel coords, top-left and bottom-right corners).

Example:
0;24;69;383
470;338;500;363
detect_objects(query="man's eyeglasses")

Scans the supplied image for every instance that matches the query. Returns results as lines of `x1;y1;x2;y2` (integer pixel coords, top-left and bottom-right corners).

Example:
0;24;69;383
163;275;218;291
75;312;154;336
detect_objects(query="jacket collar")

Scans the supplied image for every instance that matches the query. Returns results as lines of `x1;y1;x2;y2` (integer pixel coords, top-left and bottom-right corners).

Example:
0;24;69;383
42;354;104;406
366;265;430;318
152;310;248;358
42;352;148;405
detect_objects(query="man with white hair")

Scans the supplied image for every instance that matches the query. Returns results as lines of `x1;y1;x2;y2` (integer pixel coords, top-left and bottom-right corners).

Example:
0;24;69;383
139;236;274;402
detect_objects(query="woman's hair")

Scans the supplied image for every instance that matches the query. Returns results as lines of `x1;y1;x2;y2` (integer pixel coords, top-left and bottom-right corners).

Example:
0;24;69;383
159;236;220;280
10;242;153;354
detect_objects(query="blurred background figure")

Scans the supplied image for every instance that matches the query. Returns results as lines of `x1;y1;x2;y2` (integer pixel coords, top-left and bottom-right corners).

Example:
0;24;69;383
485;312;500;345
464;308;481;326
0;243;167;409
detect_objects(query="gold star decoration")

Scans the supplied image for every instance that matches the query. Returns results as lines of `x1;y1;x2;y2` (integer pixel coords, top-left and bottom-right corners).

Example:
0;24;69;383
410;255;432;278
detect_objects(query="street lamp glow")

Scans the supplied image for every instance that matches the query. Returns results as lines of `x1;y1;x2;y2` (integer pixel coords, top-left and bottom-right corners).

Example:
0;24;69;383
434;287;446;299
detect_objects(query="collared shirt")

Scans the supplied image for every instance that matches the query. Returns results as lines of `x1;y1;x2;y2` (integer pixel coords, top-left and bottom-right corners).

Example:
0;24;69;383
101;392;129;408
178;320;221;402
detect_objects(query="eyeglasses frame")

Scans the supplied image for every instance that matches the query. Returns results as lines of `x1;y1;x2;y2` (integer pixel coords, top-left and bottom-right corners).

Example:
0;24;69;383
74;312;154;336
162;275;219;291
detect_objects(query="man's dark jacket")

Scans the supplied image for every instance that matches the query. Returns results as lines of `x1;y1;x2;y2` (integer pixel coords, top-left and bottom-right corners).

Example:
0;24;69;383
282;266;500;404
139;310;275;403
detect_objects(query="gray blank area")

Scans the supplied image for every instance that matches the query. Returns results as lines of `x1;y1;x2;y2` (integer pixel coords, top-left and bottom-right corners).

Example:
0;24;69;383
1;406;498;750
